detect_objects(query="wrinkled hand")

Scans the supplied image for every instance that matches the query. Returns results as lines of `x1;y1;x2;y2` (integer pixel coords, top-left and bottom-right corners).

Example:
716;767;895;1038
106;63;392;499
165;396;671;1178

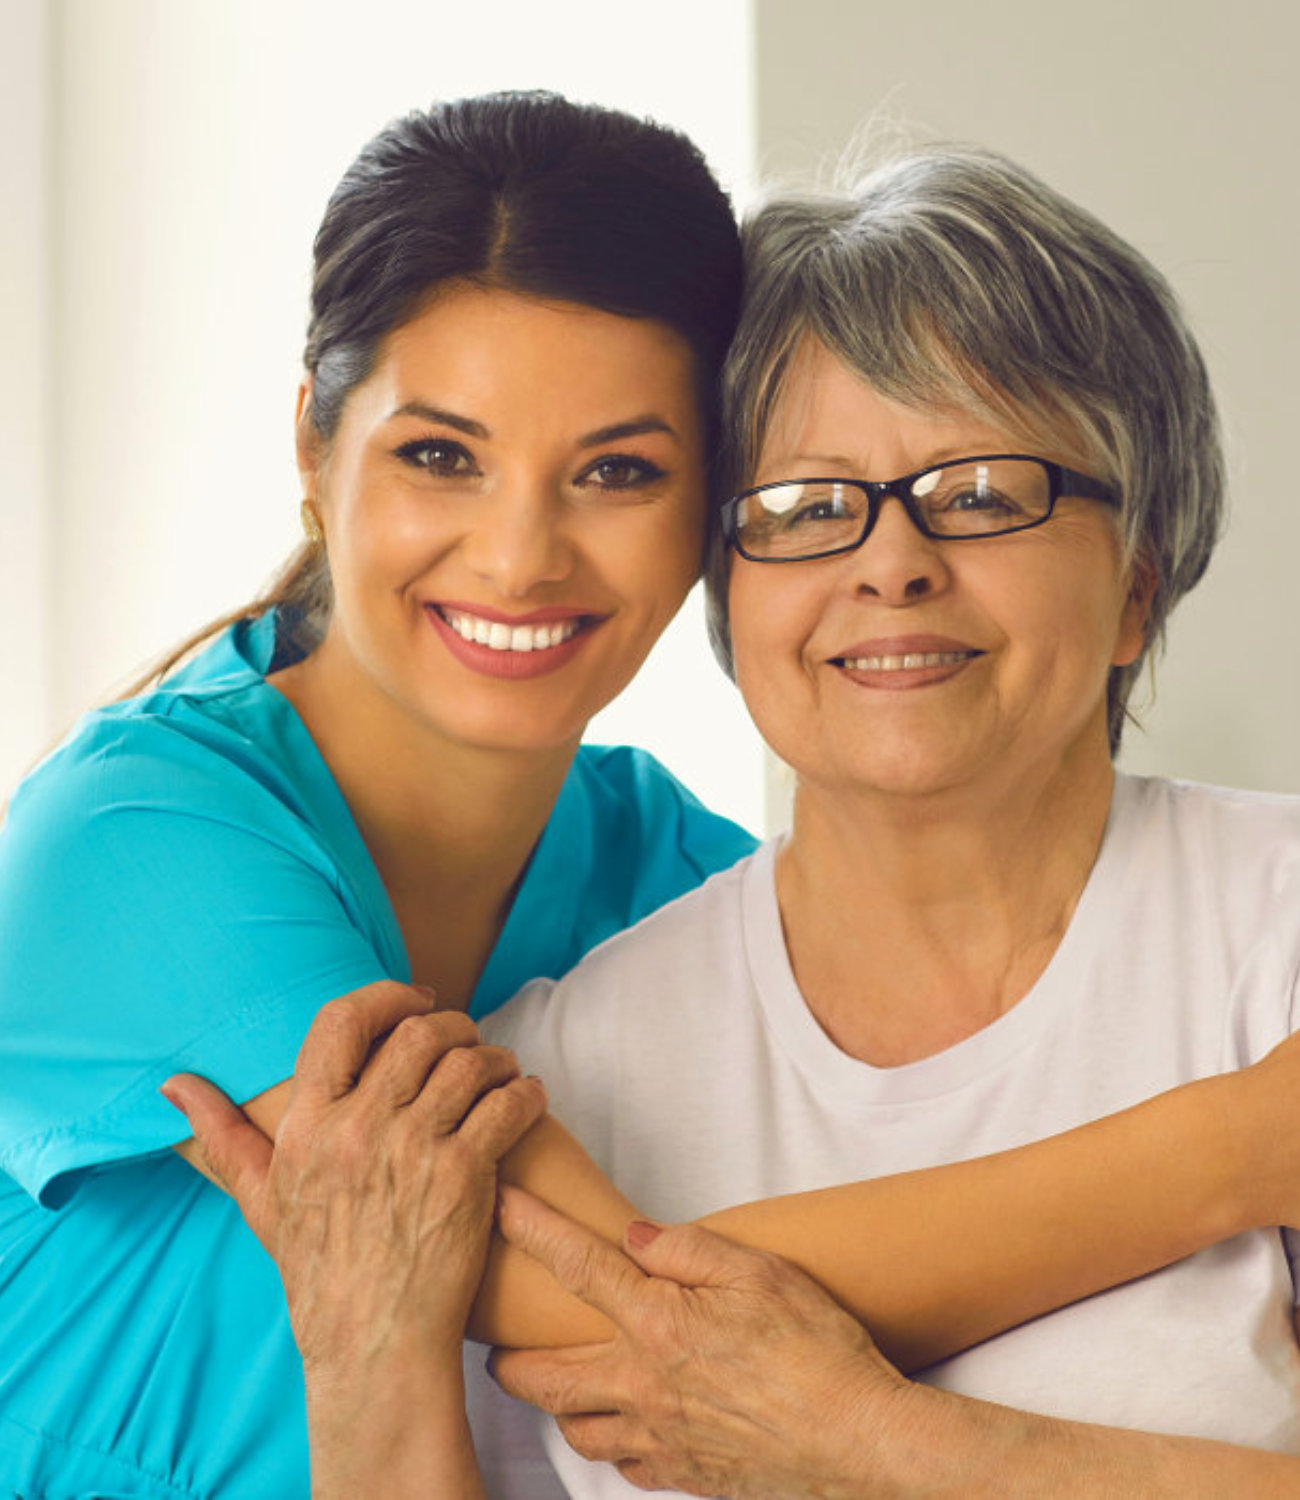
161;982;547;1375
490;1186;912;1499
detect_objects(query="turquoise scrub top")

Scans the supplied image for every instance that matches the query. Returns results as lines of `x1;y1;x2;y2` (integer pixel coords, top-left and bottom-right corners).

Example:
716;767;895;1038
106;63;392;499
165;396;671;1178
0;612;755;1498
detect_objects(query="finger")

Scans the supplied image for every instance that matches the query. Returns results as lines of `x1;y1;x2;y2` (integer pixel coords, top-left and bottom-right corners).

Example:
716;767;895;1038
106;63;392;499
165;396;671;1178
160;1073;273;1214
354;1011;487;1109
496;1184;648;1318
614;1459;680;1494
458;1074;548;1159
293;982;439;1103
557;1412;646;1465
621;1218;776;1291
488;1340;626;1412
413;1043;525;1134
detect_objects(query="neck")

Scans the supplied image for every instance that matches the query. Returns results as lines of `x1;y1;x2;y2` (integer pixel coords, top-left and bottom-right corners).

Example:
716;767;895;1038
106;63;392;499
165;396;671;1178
272;635;577;1005
778;744;1116;1066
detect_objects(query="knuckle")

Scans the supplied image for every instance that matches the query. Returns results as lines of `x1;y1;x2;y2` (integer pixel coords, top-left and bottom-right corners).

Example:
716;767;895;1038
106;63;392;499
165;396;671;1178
312;997;369;1054
386;1012;437;1058
475;1078;533;1133
427;1009;480;1046
437;1044;490;1091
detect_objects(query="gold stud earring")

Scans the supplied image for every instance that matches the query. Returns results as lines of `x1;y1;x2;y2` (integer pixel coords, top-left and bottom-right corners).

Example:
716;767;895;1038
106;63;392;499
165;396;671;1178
300;500;325;548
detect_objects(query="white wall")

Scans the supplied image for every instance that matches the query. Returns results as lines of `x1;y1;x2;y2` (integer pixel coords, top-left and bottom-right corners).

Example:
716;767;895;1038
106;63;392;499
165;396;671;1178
755;0;1300;797
0;0;52;797
8;0;765;829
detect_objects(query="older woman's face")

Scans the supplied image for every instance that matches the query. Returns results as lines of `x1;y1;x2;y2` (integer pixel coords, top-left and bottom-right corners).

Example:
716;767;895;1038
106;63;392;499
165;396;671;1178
728;340;1149;804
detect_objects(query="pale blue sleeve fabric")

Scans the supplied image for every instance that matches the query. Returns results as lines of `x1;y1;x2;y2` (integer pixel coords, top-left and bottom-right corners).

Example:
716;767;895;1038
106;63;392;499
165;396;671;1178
0;700;402;1209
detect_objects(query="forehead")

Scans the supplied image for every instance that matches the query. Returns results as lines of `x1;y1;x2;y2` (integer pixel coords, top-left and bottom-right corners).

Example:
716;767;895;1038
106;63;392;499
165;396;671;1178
365;284;702;429
755;337;1020;477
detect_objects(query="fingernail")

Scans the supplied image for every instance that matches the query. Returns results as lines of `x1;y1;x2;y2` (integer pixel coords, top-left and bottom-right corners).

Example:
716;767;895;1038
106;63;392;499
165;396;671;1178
626;1220;662;1250
414;984;438;1005
158;1080;181;1109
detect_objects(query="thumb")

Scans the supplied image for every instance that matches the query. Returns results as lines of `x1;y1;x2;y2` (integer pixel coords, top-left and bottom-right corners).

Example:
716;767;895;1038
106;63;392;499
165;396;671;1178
161;1073;273;1226
621;1218;764;1289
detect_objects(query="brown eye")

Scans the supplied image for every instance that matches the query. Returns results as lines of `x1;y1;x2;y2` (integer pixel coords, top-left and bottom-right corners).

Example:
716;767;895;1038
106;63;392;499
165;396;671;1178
579;455;666;491
395;438;477;477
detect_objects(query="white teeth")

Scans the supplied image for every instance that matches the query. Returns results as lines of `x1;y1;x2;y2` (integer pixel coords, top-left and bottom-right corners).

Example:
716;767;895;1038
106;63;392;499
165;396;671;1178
841;651;972;671
440;609;581;653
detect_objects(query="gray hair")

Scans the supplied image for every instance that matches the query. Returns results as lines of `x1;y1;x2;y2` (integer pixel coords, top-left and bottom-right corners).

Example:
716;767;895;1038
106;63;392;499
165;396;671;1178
706;144;1224;752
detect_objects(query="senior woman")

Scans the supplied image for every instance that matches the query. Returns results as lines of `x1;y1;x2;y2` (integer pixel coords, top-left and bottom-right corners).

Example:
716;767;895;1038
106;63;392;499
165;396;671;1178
482;145;1300;1495
175;143;1300;1497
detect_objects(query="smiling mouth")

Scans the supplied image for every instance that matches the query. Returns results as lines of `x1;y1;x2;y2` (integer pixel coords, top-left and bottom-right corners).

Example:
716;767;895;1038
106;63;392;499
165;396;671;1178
834;649;981;671
434;606;588;654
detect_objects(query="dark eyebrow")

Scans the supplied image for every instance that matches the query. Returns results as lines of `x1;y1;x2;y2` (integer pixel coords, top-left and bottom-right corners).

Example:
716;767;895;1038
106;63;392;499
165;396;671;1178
579;417;678;448
387;402;490;439
387;405;677;449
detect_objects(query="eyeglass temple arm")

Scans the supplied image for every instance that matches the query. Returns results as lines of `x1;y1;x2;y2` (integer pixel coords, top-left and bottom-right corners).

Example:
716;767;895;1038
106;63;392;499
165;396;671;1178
1059;466;1119;506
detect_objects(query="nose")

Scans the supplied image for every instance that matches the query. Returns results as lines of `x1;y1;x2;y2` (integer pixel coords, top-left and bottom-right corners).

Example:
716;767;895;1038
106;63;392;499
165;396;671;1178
847;493;950;605
461;486;574;599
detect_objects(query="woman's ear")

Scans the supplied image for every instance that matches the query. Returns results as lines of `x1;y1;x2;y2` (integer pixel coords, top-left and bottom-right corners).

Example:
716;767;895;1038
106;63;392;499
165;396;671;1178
1113;554;1158;668
295;378;323;495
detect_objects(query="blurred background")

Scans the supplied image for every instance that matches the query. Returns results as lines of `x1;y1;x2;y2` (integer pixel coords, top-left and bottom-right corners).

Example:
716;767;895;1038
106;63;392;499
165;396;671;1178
3;0;1296;834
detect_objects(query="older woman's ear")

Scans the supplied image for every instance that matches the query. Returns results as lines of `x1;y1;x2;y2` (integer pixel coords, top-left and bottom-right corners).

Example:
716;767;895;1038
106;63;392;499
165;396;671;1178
1114;556;1159;668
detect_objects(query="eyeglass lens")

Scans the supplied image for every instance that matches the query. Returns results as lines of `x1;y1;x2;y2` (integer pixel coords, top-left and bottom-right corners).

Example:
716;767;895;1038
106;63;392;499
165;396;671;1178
737;458;1054;559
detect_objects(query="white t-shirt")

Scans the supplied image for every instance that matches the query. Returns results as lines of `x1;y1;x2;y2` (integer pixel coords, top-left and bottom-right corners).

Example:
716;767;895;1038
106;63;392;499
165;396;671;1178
480;775;1300;1499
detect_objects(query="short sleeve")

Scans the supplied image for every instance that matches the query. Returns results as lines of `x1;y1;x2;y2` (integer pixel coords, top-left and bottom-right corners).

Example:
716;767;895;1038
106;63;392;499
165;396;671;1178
0;709;400;1208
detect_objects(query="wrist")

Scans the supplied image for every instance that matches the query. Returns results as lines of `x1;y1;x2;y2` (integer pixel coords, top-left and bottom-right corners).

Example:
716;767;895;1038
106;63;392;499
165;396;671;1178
861;1381;1065;1499
1211;1065;1275;1236
828;1365;975;1499
306;1348;483;1500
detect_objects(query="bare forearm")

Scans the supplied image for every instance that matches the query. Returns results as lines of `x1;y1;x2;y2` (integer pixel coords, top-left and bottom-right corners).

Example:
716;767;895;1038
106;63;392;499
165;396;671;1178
472;1073;1254;1366
874;1383;1300;1498
704;1070;1252;1370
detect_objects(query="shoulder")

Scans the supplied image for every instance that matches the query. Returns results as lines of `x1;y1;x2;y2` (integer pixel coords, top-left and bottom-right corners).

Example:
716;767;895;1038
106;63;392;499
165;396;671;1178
4;615;322;864
4;692;302;880
571;743;757;879
1117;773;1300;892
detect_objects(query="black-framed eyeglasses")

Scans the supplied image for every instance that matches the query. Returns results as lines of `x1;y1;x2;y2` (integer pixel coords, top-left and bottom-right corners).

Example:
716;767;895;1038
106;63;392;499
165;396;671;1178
720;454;1119;563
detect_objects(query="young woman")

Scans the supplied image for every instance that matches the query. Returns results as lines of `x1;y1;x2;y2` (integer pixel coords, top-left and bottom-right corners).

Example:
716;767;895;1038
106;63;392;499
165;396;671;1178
0;91;754;1499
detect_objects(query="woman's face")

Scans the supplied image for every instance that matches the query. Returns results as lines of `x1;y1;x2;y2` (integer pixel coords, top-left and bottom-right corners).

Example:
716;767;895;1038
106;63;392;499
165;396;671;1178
727;339;1149;804
301;285;707;754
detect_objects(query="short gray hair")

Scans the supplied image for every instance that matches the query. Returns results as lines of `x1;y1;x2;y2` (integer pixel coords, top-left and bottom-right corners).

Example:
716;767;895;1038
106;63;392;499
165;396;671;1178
706;144;1224;752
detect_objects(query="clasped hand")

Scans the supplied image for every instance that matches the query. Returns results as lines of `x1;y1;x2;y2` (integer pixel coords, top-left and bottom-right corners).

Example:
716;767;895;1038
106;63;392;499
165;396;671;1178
491;1187;911;1498
162;982;547;1374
